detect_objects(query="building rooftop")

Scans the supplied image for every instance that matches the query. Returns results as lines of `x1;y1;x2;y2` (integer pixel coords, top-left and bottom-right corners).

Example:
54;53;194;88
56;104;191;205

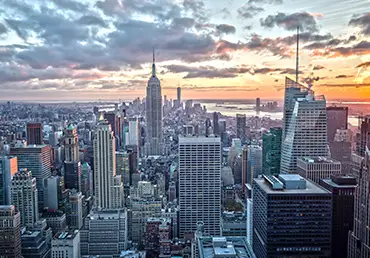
298;156;340;164
54;230;79;240
255;175;330;195
179;136;221;144
198;236;255;258
321;175;357;189
87;209;126;220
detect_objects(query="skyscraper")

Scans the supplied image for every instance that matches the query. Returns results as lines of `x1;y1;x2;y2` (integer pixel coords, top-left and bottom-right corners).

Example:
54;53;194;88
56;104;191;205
0;156;18;205
320;175;357;258
67;190;83;230
236;114;246;143
253;174;332;258
327;106;348;142
281;78;328;173
64;125;81;191
213;112;220;136
145;50;163;155
11;169;39;227
0;205;22;258
10;144;51;211
179;136;221;237
256;98;261;112
177;86;181;104
348;151;370;258
356;116;370;157
262;127;282;176
52;230;80;258
93;116;123;209
246;145;262;190
27;123;43;145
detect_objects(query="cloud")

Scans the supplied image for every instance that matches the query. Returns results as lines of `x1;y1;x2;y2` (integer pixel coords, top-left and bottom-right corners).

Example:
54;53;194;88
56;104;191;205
335;75;353;79
260;12;319;32
349;13;370;36
164;64;248;79
77;15;108;27
323;41;370;58
237;5;264;19
0;23;7;35
216;24;236;35
313;65;325;70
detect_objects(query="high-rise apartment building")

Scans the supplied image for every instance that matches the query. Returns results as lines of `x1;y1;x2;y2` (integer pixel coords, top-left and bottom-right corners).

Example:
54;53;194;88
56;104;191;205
0;156;18;205
27;123;43;145
262;127;282;176
0;205;22;258
236;114;246;143
297;156;341;184
179;136;221;237
281;78;328;173
145;51;163;155
52;230;80;258
326;106;348;142
10;144;51;211
11;169;39;227
348;151;370;258
93;117;124;209
320;175;357;258
253;174;332;258
80;209;128;256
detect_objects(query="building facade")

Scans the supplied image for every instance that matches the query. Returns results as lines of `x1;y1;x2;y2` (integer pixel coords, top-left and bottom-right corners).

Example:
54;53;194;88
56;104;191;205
11;169;39;227
27;123;43;145
320;175;356;258
145;51;163;155
179;136;222;237
0;156;18;205
280;81;328;174
93;118;124;209
0;205;22;258
10;144;51;211
51;230;80;258
326;106;348;142
253;175;332;258
236;114;247;143
262;127;282;176
297;156;341;184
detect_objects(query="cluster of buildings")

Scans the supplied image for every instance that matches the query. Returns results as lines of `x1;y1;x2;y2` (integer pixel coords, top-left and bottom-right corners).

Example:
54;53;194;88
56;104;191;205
0;53;370;258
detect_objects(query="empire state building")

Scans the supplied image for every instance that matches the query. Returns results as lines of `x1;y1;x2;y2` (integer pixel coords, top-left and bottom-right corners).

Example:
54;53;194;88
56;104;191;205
145;50;163;155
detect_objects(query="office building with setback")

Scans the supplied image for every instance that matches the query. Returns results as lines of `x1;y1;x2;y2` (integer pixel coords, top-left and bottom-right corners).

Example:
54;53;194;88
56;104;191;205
253;174;332;258
0;205;22;258
262;127;282;177
179;136;222;237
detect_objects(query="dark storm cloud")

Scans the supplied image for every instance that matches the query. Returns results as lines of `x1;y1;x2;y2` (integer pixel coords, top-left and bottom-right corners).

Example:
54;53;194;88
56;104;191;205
260;12;319;32
77;15;108;27
0;23;7;35
313;65;325;70
216;24;236;35
237;5;264;19
349;13;370;36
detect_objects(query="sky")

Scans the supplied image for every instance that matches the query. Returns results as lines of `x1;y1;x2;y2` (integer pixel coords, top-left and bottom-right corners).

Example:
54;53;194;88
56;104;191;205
0;0;370;101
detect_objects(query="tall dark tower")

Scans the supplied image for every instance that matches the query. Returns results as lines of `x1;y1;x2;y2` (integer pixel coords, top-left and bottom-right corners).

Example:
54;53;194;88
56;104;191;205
27;123;43;145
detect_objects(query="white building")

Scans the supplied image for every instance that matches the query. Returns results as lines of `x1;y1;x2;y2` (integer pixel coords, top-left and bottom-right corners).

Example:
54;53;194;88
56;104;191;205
127;118;139;147
68;190;83;230
246;145;262;188
93;117;124;209
297;156;341;184
80;209;128;256
145;51;163;155
51;230;80;258
179;136;222;237
281;78;328;174
11;169;39;227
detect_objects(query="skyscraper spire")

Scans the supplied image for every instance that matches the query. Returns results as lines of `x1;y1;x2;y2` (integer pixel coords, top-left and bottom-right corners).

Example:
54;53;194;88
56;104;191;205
296;26;299;84
152;48;156;77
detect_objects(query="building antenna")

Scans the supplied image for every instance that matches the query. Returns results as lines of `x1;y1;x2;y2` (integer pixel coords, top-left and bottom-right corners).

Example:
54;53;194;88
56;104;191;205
296;26;299;84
